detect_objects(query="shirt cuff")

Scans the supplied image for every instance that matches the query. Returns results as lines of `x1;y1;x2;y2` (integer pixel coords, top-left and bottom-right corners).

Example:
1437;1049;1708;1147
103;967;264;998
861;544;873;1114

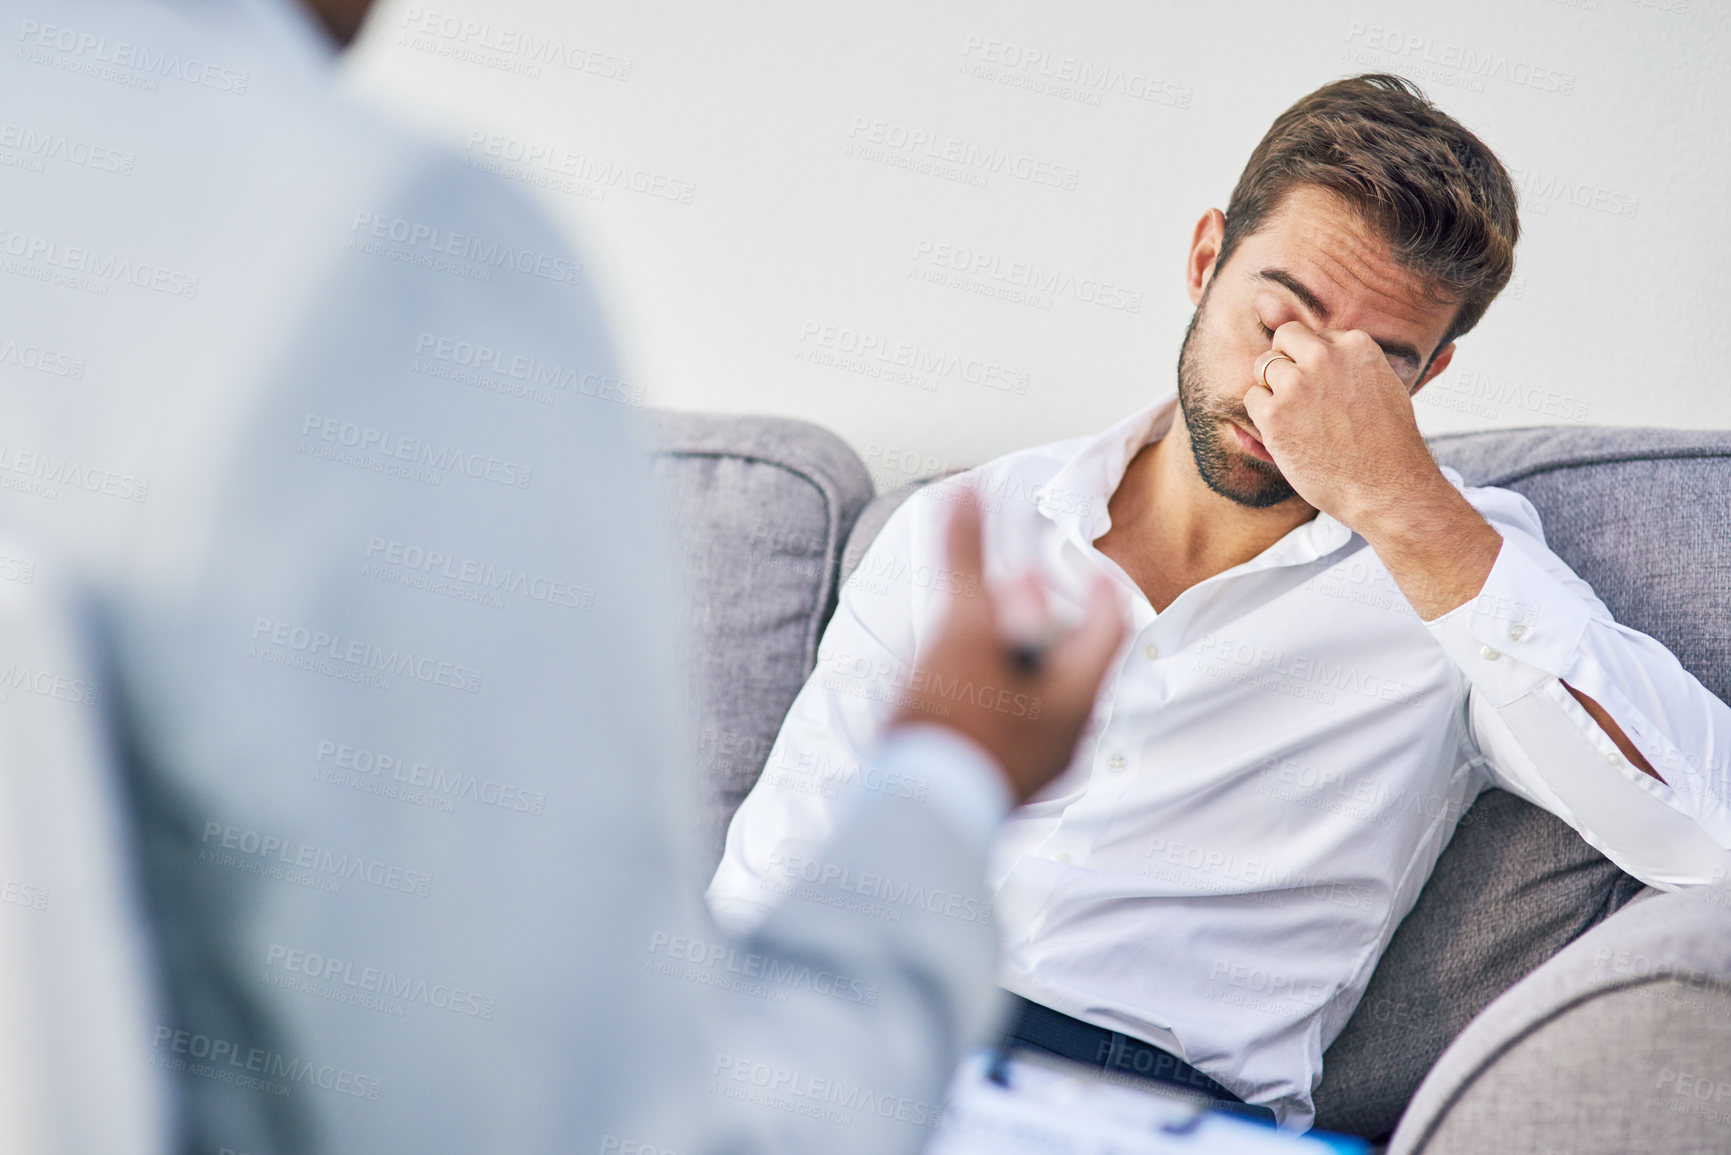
1426;535;1596;707
870;723;1013;850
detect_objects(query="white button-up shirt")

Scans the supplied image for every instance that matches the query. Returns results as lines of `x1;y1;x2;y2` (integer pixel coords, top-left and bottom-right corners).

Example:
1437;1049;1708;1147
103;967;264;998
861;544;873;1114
709;394;1731;1128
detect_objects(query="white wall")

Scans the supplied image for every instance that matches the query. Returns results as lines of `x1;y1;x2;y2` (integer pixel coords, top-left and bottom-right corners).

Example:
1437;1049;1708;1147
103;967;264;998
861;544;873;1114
347;0;1726;491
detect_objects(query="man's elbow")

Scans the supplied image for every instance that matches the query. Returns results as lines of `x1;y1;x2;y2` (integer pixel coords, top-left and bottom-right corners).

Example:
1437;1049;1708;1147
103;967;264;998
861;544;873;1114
1564;682;1663;782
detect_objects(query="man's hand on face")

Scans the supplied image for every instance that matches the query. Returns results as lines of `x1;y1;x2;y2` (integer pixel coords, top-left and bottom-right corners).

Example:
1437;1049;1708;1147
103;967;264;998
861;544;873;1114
1242;321;1660;778
1244;320;1444;533
889;494;1127;805
1244;318;1504;621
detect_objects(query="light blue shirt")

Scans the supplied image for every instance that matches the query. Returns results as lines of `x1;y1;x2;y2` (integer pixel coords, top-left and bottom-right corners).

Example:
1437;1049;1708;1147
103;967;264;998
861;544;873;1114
0;0;1014;1151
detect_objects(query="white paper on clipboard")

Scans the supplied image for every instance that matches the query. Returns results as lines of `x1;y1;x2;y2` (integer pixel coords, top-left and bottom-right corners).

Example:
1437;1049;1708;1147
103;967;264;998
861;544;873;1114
923;1052;1363;1155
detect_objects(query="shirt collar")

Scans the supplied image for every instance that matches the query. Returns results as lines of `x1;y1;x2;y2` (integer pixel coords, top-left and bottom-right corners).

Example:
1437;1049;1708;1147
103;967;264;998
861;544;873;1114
1039;391;1355;568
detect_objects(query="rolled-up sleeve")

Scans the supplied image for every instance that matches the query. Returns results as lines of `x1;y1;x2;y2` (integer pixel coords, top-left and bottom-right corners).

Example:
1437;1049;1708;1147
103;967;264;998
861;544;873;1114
1426;486;1731;889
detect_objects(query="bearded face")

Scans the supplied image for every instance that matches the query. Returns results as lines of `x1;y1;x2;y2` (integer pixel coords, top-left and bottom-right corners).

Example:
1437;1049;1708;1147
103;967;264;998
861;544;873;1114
1174;280;1298;510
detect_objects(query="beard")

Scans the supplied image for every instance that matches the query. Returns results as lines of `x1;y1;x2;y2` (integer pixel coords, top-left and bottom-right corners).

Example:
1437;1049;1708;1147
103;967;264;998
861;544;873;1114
1175;287;1297;510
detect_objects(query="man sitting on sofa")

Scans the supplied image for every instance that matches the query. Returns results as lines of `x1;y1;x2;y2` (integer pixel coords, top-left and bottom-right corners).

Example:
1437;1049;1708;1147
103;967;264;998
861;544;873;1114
708;73;1731;1129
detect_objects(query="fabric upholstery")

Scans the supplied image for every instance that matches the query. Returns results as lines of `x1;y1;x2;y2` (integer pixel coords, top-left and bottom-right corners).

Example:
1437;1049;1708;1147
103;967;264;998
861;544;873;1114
1387;884;1731;1154
834;425;1731;1139
646;412;874;862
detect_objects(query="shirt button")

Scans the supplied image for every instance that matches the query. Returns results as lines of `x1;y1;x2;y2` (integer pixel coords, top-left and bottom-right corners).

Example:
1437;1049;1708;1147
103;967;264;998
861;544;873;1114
1509;624;1529;642
1108;754;1127;770
1606;751;1624;766
1053;851;1071;864
1480;645;1501;661
1144;642;1160;660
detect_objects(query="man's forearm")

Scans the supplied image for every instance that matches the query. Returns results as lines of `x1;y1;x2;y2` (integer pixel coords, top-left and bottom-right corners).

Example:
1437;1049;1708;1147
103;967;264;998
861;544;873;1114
1363;483;1663;781
1358;480;1502;622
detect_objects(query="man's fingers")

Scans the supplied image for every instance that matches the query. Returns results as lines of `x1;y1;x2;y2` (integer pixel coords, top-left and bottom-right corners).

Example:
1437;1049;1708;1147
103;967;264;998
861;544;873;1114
943;489;986;584
1051;574;1127;691
1254;349;1299;394
996;570;1048;647
940;496;1124;693
1272;318;1324;361
939;490;999;634
1244;378;1275;430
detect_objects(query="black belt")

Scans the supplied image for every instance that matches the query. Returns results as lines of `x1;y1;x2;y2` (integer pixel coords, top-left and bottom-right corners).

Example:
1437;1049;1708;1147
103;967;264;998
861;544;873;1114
999;995;1278;1126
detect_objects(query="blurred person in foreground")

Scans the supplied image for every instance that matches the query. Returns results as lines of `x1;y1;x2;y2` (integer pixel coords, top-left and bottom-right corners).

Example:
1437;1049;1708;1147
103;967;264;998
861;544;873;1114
0;0;1123;1151
710;74;1731;1128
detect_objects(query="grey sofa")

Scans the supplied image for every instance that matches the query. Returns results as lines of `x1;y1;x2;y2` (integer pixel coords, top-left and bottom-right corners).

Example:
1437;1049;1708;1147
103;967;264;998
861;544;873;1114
649;413;1731;1152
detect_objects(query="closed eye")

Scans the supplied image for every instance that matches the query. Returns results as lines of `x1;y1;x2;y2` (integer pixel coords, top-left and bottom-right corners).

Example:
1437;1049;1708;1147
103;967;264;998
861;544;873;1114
1257;320;1276;340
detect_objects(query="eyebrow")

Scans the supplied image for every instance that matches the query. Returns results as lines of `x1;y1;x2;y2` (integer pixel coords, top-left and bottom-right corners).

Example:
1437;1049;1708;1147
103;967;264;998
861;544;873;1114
1254;267;1425;372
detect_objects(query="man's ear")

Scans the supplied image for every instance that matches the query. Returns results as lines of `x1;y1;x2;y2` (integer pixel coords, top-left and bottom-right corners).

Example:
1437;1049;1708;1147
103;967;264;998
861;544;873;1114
1186;209;1226;306
1410;342;1456;396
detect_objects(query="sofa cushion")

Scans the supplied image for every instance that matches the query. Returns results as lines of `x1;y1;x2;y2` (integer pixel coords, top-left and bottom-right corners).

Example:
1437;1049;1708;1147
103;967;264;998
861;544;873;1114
646;412;874;863
839;425;1731;1139
1386;884;1731;1155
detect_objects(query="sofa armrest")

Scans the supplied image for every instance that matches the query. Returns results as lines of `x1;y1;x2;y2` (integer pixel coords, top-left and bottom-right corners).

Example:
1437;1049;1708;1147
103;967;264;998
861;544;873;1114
1389;883;1731;1154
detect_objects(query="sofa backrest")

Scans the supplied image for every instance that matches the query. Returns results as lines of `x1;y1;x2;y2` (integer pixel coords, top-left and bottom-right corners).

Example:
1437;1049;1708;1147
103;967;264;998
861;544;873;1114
651;412;1731;1138
1430;426;1731;702
646;412;874;859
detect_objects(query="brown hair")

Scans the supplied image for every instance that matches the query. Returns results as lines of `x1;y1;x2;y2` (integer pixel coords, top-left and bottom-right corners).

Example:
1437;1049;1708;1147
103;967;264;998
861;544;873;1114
1217;73;1519;365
